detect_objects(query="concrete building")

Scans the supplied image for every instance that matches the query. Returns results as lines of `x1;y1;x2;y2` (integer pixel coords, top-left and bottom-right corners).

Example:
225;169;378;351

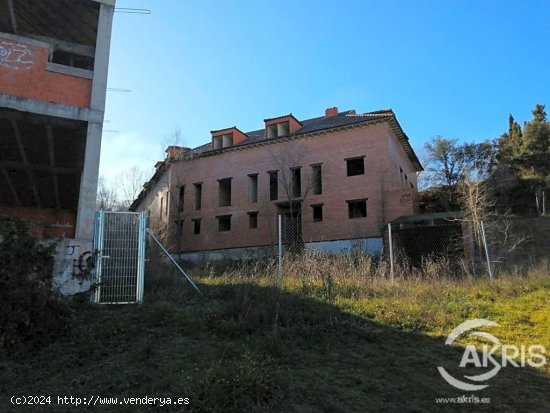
131;107;423;263
0;0;116;293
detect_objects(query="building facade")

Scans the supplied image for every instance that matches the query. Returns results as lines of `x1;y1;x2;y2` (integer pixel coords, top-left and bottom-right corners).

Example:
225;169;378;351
0;0;116;293
132;107;422;262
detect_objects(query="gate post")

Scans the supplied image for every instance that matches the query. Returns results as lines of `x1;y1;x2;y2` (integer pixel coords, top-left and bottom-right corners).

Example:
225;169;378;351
481;221;493;280
92;210;105;303
388;222;394;282
136;211;147;303
278;214;282;280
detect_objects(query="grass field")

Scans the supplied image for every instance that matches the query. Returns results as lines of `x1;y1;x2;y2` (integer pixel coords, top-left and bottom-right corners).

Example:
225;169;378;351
1;260;550;412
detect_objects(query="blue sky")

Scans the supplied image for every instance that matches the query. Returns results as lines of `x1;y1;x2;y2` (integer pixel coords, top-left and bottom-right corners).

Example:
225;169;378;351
100;0;550;180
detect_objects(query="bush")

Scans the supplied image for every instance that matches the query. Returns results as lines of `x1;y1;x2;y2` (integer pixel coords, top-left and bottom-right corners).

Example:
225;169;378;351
0;215;72;351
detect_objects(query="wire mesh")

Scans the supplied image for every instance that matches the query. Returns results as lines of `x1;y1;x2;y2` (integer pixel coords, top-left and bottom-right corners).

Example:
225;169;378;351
273;215;495;279
279;213;385;257
93;211;146;304
388;221;480;277
385;217;550;278
483;216;550;276
159;207;550;280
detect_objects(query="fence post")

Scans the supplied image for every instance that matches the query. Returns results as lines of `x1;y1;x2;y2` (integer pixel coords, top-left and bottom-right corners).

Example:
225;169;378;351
388;222;394;282
278;214;282;280
480;220;493;280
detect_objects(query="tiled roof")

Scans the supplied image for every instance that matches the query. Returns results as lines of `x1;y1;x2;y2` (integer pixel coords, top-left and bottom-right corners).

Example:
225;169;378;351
209;126;247;135
129;108;422;211
263;113;303;125
185;109;398;157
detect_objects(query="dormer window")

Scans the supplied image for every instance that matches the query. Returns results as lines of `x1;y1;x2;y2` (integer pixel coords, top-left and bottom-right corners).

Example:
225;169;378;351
267;124;277;139
213;136;221;149
278;121;290;136
211;127;247;149
264;114;302;138
213;133;233;149
266;122;290;138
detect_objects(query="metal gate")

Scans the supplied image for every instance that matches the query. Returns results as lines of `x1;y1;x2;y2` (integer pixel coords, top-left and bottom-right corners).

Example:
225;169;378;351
92;211;147;304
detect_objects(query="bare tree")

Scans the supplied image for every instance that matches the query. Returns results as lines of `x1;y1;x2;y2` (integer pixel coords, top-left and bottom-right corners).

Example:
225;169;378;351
165;161;192;251
162;128;189;250
457;176;494;246
96;175;121;211
115;165;149;210
269;143;314;251
457;170;528;275
161;127;185;159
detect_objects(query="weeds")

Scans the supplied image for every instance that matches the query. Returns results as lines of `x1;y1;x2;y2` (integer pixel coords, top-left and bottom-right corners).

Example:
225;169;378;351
0;215;74;351
195;249;550;342
2;245;548;412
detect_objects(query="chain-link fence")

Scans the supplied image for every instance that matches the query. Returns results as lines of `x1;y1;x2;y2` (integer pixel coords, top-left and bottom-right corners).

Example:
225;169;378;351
274;215;550;279
275;216;476;280
156;210;549;280
483;216;550;276
278;214;384;257
387;220;489;279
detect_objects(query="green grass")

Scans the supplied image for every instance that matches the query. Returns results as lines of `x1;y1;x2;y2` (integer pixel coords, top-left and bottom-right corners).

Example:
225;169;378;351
1;268;550;412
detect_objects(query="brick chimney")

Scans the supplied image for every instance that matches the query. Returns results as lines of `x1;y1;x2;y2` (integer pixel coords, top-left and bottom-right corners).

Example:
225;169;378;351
165;145;188;159
325;107;338;117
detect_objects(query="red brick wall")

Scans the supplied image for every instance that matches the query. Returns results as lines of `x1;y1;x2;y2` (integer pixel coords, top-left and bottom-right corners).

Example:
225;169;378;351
384;187;417;222
145;121;419;252
387;133;418;189
0;36;92;107
0;206;76;238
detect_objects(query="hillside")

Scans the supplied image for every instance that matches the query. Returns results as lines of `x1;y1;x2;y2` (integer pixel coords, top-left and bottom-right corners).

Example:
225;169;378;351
2;269;550;412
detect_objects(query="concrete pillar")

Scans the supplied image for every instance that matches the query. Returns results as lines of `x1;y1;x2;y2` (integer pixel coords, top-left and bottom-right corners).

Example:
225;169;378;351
75;2;115;240
90;3;115;111
76;122;103;240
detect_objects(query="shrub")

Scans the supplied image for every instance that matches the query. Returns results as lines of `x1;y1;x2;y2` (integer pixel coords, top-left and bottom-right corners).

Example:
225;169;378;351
0;215;72;351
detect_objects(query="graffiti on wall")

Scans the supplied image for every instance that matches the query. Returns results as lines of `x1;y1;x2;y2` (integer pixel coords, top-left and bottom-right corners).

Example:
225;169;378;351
399;192;412;205
0;39;34;70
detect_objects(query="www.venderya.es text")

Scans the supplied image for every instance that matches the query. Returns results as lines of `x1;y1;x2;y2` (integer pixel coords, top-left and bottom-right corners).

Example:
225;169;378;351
10;395;190;407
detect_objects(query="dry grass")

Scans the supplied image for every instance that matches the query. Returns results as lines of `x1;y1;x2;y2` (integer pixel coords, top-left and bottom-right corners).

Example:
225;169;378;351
4;251;548;412
206;250;550;343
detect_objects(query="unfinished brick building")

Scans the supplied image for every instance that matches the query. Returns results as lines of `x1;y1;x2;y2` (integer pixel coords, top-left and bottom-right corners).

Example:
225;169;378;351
0;0;116;293
131;107;423;263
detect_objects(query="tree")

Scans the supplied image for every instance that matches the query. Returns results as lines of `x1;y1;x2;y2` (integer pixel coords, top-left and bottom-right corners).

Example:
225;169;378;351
421;136;496;209
268;143;314;251
497;114;523;168
115;165;149;210
161;129;189;250
516;104;550;214
96;175;121;211
493;104;549;215
532;104;547;122
96;166;149;211
457;177;494;246
161;127;185;160
493;115;523;204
